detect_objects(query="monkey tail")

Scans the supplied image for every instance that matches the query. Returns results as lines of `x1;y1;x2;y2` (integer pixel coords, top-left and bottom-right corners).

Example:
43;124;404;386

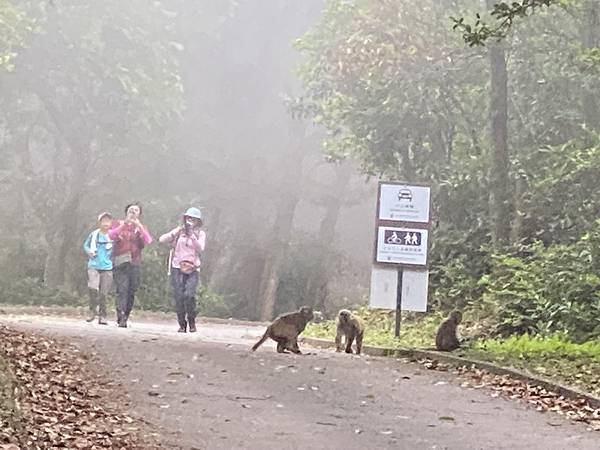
251;330;269;351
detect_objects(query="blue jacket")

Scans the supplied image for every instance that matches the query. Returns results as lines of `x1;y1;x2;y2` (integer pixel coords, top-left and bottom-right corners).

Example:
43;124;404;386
83;229;113;270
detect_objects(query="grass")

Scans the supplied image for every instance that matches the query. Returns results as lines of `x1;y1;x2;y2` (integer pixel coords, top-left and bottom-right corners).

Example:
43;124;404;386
464;335;600;396
305;307;444;349
305;310;600;397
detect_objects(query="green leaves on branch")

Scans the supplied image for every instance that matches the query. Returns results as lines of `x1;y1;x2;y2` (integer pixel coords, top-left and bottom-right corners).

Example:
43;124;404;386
0;0;33;70
452;0;558;46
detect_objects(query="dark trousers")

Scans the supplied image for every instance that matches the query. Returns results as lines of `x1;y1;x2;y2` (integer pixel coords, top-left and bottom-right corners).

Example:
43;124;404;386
114;263;141;323
171;268;199;327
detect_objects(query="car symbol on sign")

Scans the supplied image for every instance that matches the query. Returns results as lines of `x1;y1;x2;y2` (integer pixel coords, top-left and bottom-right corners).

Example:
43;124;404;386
398;188;412;202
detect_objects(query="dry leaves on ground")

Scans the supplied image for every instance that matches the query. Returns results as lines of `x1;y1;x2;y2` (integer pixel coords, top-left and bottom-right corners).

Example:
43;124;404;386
0;325;157;449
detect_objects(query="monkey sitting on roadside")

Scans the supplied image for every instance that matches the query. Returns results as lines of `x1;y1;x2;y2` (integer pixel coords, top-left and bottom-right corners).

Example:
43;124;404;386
335;309;365;355
435;310;462;351
251;306;314;354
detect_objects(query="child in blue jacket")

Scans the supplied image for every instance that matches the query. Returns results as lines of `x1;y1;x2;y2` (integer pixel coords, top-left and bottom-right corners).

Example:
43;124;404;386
83;212;114;324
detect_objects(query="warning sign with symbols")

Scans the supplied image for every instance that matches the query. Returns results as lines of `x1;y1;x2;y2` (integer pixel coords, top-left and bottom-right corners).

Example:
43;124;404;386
376;226;428;267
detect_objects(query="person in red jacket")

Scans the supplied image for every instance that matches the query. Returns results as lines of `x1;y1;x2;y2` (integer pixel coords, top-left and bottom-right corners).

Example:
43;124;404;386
108;202;152;327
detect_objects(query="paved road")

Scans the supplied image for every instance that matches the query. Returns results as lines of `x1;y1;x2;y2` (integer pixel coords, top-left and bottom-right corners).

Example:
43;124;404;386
2;314;598;450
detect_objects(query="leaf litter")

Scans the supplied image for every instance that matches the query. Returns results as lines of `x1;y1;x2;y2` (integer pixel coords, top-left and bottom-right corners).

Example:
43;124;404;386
0;325;157;448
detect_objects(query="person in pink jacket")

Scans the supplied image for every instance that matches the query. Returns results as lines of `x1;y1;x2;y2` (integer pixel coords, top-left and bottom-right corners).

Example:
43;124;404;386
159;207;206;333
109;202;153;328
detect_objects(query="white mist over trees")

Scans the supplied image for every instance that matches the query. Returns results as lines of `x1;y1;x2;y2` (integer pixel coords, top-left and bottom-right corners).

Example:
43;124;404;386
0;0;374;320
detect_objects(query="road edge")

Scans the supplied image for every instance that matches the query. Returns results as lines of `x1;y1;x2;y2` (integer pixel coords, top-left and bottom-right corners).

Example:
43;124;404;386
300;336;600;409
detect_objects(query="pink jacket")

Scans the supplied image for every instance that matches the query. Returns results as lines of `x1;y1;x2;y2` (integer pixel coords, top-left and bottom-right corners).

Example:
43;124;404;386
159;227;206;269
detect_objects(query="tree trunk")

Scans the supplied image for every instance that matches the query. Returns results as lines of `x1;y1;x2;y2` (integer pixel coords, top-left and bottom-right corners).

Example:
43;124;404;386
257;187;301;320
487;0;511;246
581;0;600;131
257;122;307;321
307;162;353;312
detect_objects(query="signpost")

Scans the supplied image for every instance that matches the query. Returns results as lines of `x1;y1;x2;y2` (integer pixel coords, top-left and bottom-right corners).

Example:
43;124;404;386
369;182;431;336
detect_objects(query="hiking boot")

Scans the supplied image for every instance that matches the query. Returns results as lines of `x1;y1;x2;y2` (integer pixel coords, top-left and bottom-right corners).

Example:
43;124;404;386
177;327;187;333
188;318;197;333
85;314;95;323
118;320;127;328
98;318;108;325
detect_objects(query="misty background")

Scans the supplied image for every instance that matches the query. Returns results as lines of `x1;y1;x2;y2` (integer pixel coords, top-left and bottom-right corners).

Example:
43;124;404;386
2;0;600;341
0;0;375;321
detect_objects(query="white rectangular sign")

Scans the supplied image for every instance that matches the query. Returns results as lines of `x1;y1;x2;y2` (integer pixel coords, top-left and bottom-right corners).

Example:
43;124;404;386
368;266;429;312
376;226;428;266
369;265;398;309
401;269;428;312
379;183;430;223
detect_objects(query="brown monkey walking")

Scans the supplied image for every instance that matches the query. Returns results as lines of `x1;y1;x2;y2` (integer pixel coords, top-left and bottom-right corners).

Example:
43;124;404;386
251;306;314;354
435;310;462;351
335;309;364;355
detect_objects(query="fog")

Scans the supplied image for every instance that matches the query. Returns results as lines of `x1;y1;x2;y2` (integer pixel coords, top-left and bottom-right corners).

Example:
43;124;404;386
0;0;376;320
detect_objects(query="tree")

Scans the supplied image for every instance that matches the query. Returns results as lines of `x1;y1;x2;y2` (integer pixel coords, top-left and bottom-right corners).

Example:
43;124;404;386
486;0;511;246
0;0;182;289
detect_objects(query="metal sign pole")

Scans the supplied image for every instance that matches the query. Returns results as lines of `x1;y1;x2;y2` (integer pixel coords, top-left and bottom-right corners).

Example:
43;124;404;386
395;267;403;337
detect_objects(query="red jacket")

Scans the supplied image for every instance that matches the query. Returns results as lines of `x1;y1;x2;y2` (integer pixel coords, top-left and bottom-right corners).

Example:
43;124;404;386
108;221;153;265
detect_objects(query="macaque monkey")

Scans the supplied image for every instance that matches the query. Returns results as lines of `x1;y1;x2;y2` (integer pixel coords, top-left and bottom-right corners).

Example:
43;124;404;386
251;306;314;354
435;311;462;351
335;309;364;355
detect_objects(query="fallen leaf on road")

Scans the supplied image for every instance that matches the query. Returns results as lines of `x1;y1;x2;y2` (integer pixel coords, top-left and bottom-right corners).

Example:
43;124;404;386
438;416;455;422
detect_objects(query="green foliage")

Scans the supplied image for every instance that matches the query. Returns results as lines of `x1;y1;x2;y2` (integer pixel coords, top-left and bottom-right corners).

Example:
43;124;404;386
519;142;600;244
452;0;559;46
135;247;171;312
196;285;234;318
296;0;486;180
0;0;32;70
275;233;349;315
480;223;600;341
474;333;600;360
466;334;600;395
135;246;234;317
0;277;83;307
